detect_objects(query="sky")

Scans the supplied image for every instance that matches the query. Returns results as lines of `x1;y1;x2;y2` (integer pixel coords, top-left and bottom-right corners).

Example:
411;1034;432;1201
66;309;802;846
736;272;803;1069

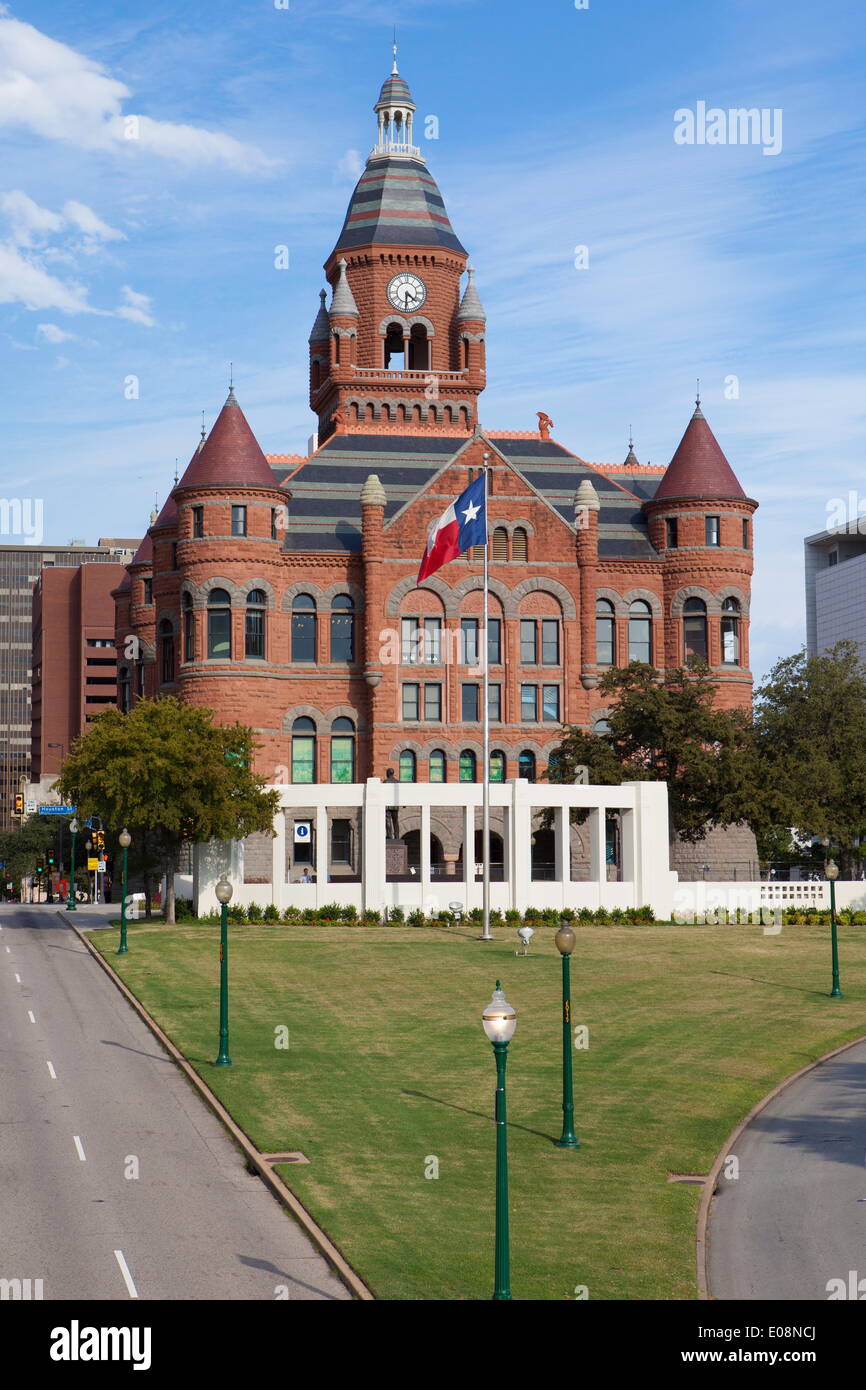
1;0;865;682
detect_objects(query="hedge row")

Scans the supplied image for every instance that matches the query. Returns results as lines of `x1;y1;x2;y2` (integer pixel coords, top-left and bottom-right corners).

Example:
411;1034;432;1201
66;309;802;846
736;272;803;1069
176;899;657;927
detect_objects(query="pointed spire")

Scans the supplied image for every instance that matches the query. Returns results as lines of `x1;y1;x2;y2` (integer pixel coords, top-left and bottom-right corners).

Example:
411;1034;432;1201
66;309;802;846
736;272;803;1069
309;288;330;343
198;411;207;453
392;29;398;76
177;389;277;490
624;426;640;466
457;265;486;323
573;479;600;514
654;402;746;501
330;258;359;317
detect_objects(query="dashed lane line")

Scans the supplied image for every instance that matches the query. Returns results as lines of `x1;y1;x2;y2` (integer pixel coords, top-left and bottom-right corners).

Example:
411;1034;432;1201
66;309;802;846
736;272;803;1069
114;1250;139;1299
47;1061;57;1080
73;1136;86;1162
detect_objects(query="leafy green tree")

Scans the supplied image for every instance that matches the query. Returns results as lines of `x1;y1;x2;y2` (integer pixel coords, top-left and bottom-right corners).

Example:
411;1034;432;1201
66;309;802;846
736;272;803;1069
58;698;280;922
0;813;72;900
547;662;769;843
754;641;866;875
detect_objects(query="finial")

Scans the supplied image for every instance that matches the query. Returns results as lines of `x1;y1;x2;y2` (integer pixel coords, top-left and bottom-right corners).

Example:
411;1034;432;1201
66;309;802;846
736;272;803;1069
628;423;634;450
173;458;179;486
696;378;701;408
392;27;398;75
201;410;206;442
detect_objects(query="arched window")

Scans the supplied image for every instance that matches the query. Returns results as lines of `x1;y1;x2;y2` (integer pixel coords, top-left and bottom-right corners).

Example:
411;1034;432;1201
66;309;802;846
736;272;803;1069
207;588;232;659
683;597;708;662
628;599;653;664
721;596;741;665
518;749;536;782
491;527;508;562
593;718;612;735
118;665;131;713
159;618;175;684
182;592;195;663
459;749;477;782
292;593;317;663
596;598;615;665
429;749;446;783
135;661;144;698
512;527;528;562
330;594;355;663
291;716;316;784
384;321;405;369
399;749;416;782
408;323;429;371
245;588;266;660
331;716;355;783
489;750;506;783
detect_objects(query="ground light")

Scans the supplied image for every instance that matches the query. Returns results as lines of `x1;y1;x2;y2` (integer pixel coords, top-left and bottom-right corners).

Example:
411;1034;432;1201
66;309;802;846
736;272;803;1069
554;924;580;1149
826;858;842;999
481;981;517;1300
117;829;132;955
214;874;233;1066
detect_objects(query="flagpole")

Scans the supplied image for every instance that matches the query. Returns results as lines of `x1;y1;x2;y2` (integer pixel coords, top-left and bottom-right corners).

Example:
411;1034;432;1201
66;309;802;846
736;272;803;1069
481;455;492;942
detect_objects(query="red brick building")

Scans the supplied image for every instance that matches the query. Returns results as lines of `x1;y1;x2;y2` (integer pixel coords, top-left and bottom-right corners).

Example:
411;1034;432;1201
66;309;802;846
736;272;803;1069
114;58;757;816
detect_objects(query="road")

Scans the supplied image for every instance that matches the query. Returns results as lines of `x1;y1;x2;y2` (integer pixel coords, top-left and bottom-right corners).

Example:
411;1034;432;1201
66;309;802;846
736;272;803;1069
707;1038;866;1300
0;905;350;1301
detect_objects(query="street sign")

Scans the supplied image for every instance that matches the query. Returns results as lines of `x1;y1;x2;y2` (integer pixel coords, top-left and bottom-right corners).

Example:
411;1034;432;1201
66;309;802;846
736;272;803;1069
87;857;98;871
25;800;37;813
38;805;76;815
293;821;312;844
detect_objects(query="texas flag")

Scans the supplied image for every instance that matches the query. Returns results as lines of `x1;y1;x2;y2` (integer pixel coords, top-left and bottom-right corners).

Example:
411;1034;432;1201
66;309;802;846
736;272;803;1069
418;474;487;581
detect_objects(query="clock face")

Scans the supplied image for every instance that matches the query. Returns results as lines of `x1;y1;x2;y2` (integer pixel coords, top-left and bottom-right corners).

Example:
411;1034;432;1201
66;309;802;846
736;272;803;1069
387;272;427;312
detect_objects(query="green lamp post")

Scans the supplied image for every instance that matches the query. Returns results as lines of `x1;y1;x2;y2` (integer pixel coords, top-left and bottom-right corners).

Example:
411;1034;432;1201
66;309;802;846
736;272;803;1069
214;874;233;1066
117;828;132;955
826;858;842;999
482;980;517;1301
67;818;78;912
554;923;580;1149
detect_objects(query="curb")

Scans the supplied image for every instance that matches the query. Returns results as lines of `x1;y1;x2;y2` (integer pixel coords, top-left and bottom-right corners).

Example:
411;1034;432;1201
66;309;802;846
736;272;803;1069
59;911;374;1302
696;1028;866;1301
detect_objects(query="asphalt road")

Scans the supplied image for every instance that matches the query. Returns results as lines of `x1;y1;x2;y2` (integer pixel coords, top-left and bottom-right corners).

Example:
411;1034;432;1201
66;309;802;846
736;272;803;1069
0;905;350;1301
707;1038;866;1301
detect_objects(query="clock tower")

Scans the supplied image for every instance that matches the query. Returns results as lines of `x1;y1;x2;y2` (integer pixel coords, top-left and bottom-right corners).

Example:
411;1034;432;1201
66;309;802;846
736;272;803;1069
309;49;487;441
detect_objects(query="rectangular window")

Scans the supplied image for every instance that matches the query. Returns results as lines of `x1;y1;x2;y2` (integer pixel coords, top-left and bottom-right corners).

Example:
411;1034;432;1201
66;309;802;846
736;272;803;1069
402;683;420;720
521;684;538;722
542;684;560;722
828;551;838;567
231;505;247;537
207;609;231;659
541;619;560;665
171;543;178;570
742;519;749;549
596;617;614;666
192;506;204;538
292;742;315;785
520;619;537;664
424;683;442;721
462;683;479;722
291;613;316;663
488;617;501;665
143;579;152;605
721;618;740;665
488;683;501;721
331;818;352;863
666;518;678;549
271;508;279;541
245;611;264;659
423;617;441;664
331;612;354;663
402;617;420;664
460;618;478;666
330;739;354;784
683;617;708;662
706;515;720;546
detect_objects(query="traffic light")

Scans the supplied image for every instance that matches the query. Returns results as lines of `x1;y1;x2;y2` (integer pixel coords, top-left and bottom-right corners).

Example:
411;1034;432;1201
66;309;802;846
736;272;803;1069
47;854;55;866
35;862;44;875
95;830;105;853
14;793;23;816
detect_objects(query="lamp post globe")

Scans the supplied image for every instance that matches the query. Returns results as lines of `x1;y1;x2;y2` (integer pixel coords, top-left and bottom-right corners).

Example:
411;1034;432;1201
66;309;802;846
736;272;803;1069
214;875;233;1065
825;858;842;998
482;982;516;1300
117;828;132;955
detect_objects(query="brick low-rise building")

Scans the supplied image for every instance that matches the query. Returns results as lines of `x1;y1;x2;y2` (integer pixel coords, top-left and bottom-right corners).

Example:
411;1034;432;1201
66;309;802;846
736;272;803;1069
114;56;759;883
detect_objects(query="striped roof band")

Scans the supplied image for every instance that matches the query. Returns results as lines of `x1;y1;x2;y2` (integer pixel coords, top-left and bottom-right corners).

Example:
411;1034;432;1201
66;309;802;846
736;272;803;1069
331;157;466;256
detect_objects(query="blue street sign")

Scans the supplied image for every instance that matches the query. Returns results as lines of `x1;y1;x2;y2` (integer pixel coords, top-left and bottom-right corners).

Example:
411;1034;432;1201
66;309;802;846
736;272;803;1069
38;805;76;816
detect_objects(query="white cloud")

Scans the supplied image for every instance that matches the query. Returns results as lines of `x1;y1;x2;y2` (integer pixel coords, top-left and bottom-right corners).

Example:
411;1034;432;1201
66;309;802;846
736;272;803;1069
0;244;93;313
116;284;155;327
0;189;62;245
0;14;274;170
335;148;363;180
62;199;125;252
36;321;75;342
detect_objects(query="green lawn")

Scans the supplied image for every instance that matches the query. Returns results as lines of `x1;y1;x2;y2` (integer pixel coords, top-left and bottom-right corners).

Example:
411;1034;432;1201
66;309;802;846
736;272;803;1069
94;920;866;1301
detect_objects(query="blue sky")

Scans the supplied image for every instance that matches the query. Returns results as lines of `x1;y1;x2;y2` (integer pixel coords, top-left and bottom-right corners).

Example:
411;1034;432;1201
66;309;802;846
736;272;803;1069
1;0;865;681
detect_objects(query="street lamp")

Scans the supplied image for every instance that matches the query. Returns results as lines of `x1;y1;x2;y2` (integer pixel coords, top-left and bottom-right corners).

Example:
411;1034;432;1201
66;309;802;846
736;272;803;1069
86;840;93;904
67;818;78;911
554;923;580;1149
826;858;842;999
117;829;132;955
214;874;233;1066
482;980;517;1301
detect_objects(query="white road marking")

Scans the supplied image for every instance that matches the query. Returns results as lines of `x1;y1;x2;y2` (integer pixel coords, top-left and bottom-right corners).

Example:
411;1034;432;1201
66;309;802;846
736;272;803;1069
14;973;20;983
5;946;10;953
47;1061;57;1080
27;1010;35;1023
114;1249;139;1299
73;1135;86;1162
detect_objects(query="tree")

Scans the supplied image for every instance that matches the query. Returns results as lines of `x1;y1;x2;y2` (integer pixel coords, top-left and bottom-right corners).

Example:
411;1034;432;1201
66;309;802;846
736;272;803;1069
0;814;68;900
547;662;769;843
754;641;866;875
58;698;281;923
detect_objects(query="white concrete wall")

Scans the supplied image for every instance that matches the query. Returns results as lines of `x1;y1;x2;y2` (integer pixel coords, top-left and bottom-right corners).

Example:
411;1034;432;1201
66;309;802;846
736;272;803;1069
193;777;678;919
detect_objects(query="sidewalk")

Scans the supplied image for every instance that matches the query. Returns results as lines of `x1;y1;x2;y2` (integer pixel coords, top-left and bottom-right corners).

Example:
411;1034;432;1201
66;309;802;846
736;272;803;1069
57;902;121;931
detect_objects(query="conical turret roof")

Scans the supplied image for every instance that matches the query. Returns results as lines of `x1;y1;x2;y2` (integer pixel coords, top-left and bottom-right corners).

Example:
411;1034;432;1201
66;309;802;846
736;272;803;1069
457;266;486;322
654;404;746;501
177;389;276;490
309;289;330;342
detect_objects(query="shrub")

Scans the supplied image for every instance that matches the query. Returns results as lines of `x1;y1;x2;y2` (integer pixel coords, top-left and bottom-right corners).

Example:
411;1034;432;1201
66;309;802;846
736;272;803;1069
340;904;358;923
636;904;655;923
263;903;280;923
435;910;452;924
228;903;247;924
489;909;504;927
175;897;196;922
200;908;219;924
246;902;262;923
318;902;342;923
560;908;575;923
468;907;484;923
851;910;866;925
361;908;381;925
282;905;301;924
593;907;610;925
388;906;405;924
577;906;593;923
505;908;521;924
407;908;426;927
524;905;543;924
541;908;560;926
